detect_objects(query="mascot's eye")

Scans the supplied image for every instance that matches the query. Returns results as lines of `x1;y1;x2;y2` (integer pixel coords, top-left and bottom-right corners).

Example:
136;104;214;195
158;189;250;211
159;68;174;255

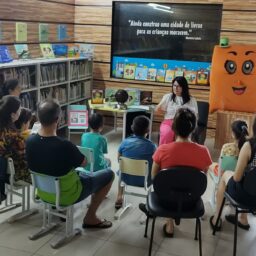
242;60;254;75
225;60;237;74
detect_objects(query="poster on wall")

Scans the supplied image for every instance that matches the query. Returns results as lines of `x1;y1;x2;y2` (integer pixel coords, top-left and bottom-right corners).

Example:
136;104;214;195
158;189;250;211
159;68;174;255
68;105;88;129
111;2;222;84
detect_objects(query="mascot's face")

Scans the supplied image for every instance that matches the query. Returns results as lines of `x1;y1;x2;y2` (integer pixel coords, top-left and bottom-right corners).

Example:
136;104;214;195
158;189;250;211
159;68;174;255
209;45;256;113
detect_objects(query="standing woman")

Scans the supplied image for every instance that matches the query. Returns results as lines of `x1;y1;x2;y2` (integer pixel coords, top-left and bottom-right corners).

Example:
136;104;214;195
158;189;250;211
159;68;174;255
0;78;21;98
0;96;30;183
155;76;198;145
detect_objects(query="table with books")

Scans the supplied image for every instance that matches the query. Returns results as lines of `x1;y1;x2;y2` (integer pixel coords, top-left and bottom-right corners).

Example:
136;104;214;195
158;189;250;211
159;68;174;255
88;100;154;140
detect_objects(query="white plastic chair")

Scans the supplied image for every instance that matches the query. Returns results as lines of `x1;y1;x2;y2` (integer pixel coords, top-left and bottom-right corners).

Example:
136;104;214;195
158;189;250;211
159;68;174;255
114;156;149;220
0;158;38;222
29;171;81;249
76;146;94;173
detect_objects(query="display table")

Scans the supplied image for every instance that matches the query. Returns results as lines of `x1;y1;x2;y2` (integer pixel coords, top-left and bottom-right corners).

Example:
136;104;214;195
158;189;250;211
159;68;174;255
214;110;254;149
89;101;154;140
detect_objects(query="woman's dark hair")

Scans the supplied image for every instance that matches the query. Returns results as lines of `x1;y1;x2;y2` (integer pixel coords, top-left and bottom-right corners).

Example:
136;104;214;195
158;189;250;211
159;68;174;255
89;113;103;130
172;108;196;138
14;108;32;130
131;115;150;136
0;79;19;98
0;95;21;131
171;76;191;104
231;120;249;150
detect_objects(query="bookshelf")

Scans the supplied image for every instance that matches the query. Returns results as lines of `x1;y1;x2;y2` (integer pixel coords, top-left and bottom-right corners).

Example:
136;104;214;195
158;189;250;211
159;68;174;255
0;57;93;132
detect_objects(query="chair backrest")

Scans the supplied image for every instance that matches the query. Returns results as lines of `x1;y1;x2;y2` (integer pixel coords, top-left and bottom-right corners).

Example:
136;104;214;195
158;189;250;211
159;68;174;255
243;168;256;196
220;155;237;172
153;166;207;208
77;146;94;172
197;101;209;127
119;156;148;188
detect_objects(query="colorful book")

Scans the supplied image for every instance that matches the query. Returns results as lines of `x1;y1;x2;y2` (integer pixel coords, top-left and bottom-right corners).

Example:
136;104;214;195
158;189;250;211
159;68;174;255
165;70;175;83
14;44;31;59
68;44;80;58
52;44;68;57
147;68;157;81
40;43;55;58
16;22;27;42
156;69;166;82
135;66;148;80
39;23;49;42
79;44;94;58
184;70;197;84
174;70;184;77
140;91;152;105
57;24;67;40
0;46;13;63
123;64;136;79
126;88;140;106
105;88;118;103
197;70;209;85
91;89;104;104
115;62;124;78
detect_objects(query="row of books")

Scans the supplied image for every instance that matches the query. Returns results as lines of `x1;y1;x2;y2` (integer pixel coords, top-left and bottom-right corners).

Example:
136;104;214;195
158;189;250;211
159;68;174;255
20;92;36;110
40;63;66;86
70;61;91;81
115;64;209;85
40;87;67;104
70;81;91;101
59;108;67;127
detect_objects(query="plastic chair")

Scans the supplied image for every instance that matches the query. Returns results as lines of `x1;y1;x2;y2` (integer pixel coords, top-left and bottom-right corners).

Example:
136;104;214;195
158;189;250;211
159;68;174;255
212;170;256;256
144;166;207;256
76;146;94;173
114;156;149;220
29;171;81;249
0;158;38;222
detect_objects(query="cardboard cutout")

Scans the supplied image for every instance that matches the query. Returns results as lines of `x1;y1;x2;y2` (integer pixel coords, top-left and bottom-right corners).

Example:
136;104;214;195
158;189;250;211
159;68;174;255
209;45;256;113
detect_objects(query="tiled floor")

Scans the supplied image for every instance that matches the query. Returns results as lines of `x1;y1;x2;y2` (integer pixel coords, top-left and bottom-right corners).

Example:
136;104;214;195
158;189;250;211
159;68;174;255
0;129;255;256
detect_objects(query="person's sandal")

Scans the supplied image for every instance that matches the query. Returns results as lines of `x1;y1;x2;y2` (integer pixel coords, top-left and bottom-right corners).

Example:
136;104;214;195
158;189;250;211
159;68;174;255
225;214;250;230
209;215;222;231
82;219;112;229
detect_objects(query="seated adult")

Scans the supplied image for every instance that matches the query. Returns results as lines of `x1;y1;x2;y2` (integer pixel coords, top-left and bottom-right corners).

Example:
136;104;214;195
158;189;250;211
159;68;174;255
115;115;156;209
149;108;212;237
210;117;256;231
26;99;114;229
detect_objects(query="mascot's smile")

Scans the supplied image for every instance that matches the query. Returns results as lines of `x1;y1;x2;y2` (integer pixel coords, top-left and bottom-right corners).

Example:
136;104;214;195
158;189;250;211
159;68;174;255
232;86;246;95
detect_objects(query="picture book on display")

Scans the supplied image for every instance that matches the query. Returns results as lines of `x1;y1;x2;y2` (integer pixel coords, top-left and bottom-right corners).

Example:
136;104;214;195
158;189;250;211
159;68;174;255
165;70;175;83
40;44;55;58
174;70;184;77
197;70;209;85
184;70;197;84
115;62;124;78
156;69;166;82
16;22;27;42
79;44;94;58
140;91;152;105
126;88;140;106
147;68;157;81
68;44;80;58
105;88;118;103
57;24;67;40
0;46;13;63
14;44;31;59
52;44;68;57
39;23;49;42
123;64;136;79
91;89;104;104
135;66;148;80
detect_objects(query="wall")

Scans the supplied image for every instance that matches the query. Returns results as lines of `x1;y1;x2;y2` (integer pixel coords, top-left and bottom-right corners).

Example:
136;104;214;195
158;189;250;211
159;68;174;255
74;0;256;136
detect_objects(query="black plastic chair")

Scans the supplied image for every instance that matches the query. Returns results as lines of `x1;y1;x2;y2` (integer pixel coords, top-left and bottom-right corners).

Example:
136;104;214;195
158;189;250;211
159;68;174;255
144;166;207;256
212;170;256;256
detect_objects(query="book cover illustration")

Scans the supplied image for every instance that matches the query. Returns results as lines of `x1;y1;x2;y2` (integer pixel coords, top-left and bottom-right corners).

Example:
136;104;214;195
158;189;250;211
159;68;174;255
40;43;55;58
184;70;197;84
135;66;148;80
147;68;157;81
126;88;140;106
140;91;152;105
115;62;124;78
16;22;27;42
52;44;68;57
91;89;104;104
105;88;118;103
0;46;13;63
197;70;209;85
156;69;166;82
14;44;31;59
123;64;136;79
174;70;184;77
39;23;49;42
57;24;67;40
165;70;175;83
79;44;94;58
68;44;80;58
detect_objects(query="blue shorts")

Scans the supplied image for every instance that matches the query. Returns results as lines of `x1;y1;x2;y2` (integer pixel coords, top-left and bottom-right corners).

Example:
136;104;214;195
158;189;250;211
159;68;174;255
76;169;114;203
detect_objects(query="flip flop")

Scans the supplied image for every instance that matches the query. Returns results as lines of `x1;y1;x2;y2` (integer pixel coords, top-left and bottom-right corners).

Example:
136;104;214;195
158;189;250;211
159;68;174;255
115;200;123;210
225;214;250;230
163;224;174;238
209;215;222;231
82;219;112;229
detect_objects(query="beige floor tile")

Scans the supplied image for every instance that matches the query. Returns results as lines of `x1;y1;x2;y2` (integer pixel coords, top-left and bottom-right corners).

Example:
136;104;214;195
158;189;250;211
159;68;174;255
0;246;33;256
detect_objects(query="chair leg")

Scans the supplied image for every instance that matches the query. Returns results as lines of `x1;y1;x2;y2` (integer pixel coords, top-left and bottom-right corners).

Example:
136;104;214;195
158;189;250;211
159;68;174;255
194;218;198;240
148;217;156;256
233;208;238;256
144;215;149;238
212;197;226;235
198;218;202;256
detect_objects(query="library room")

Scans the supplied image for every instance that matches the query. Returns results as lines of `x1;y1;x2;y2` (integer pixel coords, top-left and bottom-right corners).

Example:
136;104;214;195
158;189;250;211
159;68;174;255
0;1;256;256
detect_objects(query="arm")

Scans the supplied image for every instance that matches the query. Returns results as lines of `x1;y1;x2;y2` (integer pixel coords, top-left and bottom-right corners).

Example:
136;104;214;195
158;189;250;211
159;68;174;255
151;161;160;179
155;94;169;114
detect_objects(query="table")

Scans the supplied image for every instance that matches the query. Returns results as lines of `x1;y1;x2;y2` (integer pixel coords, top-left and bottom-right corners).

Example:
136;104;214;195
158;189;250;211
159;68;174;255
89;101;155;140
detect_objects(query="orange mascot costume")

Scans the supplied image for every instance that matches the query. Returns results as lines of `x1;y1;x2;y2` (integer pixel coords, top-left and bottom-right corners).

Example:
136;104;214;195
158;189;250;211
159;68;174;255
209;45;256;113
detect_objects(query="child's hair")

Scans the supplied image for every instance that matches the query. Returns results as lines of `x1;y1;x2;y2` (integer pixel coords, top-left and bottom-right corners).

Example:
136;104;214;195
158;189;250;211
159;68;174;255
0;79;19;98
231;120;249;150
131;115;150;136
89;113;103;130
172;108;196;138
14;108;32;130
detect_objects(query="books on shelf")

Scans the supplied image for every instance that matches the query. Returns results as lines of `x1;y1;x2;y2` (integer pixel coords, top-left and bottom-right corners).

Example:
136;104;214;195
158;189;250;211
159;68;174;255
165;70;175;83
135;66;148;80
16;22;27;42
40;63;66;86
70;60;91;80
59;107;67;127
156;69;166;82
70;80;91;101
40;44;55;58
197;70;209;85
79;44;94;58
184;70;197;84
140;91;153;105
57;24;67;40
123;64;136;79
52;44;68;57
39;23;49;42
40;86;67;104
105;88;118;103
20;92;35;110
0;46;13;63
14;44;31;59
126;88;140;106
91;89;104;104
147;68;157;81
68;44;80;58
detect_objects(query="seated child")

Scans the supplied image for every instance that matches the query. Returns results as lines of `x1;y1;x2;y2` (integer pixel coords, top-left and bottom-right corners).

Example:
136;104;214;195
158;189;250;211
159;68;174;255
14;108;32;140
115;115;157;209
81;113;111;172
